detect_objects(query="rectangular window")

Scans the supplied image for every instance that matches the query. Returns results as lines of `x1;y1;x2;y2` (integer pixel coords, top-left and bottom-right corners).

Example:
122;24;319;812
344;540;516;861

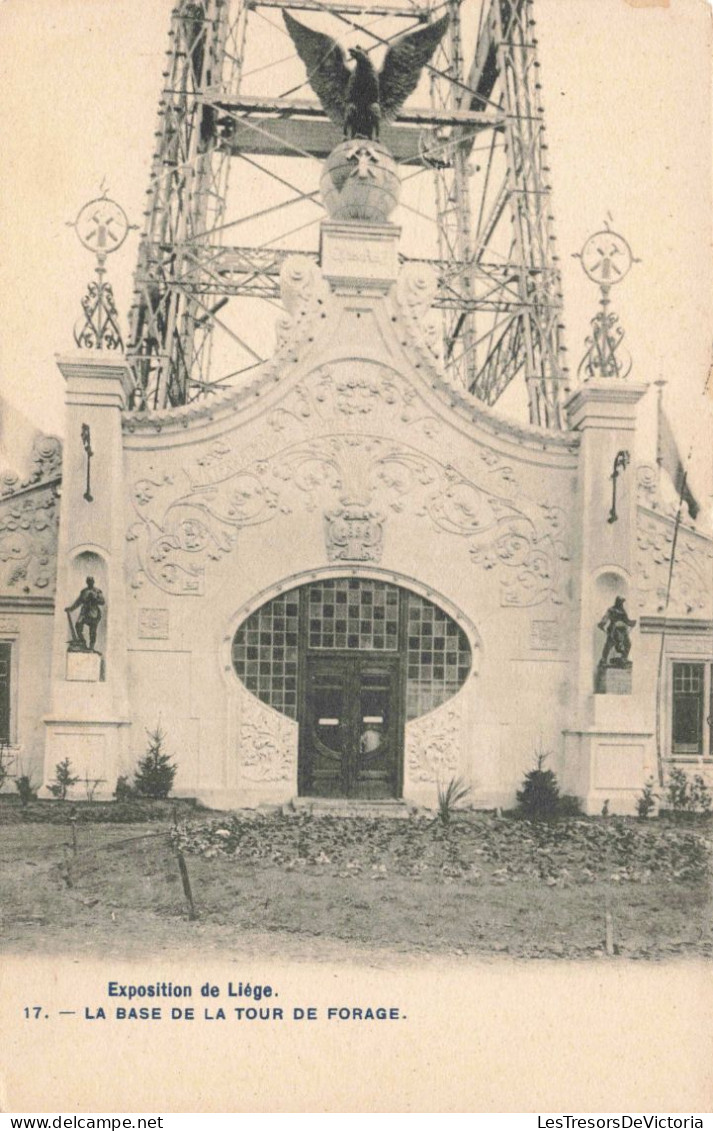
0;642;11;745
671;662;705;755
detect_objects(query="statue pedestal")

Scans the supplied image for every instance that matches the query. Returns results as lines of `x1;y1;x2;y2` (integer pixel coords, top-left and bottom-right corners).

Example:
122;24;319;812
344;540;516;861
561;726;654;815
595;663;632;695
321;222;400;294
66;650;103;682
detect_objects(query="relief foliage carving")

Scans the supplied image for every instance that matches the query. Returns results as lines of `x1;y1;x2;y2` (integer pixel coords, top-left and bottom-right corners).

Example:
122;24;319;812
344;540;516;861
128;432;568;605
406;699;462;783
391;261;443;368
238;684;297;783
267;362;441;441
274;256;331;362
0;484;60;596
637;514;713;617
0;436;62;597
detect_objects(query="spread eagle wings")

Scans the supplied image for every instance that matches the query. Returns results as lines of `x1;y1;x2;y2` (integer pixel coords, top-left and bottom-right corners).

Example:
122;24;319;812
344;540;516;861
282;10;351;127
282;10;450;127
379;13;450;120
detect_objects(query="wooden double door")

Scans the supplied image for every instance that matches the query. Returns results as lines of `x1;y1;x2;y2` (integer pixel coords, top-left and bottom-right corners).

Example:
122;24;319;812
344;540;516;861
299;654;403;799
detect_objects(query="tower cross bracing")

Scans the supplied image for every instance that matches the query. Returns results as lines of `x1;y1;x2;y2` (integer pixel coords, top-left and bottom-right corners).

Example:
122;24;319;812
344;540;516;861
127;0;569;427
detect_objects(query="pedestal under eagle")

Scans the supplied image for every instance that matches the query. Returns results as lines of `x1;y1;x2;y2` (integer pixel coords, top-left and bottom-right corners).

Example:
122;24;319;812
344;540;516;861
283;10;449;221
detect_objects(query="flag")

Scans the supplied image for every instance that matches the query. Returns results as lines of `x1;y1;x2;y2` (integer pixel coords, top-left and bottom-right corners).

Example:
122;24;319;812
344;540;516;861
658;406;699;520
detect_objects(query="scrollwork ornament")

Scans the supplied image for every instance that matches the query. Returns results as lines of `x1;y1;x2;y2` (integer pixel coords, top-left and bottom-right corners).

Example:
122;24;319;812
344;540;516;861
274;255;330;360
238;686;297;783
391;261;443;367
406;700;462;783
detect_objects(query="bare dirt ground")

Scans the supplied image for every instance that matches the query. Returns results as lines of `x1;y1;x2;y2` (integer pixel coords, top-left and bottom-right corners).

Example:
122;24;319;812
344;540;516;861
1;807;711;961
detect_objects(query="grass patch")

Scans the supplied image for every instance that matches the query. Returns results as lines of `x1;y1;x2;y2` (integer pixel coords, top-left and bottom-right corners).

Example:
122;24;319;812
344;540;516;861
0;811;710;960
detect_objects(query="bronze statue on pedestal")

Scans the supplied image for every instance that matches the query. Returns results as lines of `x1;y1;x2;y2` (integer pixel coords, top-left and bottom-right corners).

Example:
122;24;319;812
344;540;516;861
66;576;105;652
598;596;636;668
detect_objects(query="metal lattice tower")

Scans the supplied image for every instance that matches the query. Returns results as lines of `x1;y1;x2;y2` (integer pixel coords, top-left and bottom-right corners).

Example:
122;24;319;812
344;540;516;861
127;0;569;427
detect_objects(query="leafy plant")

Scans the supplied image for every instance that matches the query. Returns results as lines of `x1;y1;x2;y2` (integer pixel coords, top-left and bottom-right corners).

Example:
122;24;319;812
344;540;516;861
666;767;689;814
558;794;583;818
48;758;79;801
114;775;135;802
636;777;658;820
690;774;712;816
665;768;712;819
133;726;177;800
0;741;15;792
82;776;105;802
435;776;471;825
15;774;37;806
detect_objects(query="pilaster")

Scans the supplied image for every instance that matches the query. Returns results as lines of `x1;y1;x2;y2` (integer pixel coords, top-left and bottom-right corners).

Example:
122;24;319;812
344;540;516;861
42;353;133;800
560;377;653;813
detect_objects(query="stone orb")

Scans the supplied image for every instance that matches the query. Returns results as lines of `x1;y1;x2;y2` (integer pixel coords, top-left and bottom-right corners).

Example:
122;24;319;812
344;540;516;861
320;140;401;223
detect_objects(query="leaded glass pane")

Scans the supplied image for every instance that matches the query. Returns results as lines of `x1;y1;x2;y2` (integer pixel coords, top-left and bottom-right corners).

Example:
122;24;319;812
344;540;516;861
405;593;471;720
307;579;399;651
232;593;299;718
232;580;471;722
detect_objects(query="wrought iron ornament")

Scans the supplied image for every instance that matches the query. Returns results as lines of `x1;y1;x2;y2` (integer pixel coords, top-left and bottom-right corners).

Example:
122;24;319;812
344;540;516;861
81;424;94;503
68;185;136;352
575;225;639;381
608;449;630;524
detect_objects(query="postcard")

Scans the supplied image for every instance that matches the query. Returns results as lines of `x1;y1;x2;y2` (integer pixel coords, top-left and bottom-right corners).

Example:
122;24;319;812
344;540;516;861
0;0;711;1114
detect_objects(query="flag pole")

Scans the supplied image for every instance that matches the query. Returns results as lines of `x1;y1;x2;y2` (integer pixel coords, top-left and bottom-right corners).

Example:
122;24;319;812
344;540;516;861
653;438;695;787
653;378;666;491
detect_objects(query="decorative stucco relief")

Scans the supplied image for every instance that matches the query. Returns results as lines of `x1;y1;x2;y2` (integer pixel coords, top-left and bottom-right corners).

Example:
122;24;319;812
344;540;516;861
324;507;384;562
406;697;462;783
267;363;442;442
391;261;443;369
128;432;568;604
0;436;62;597
636;464;659;510
274;255;331;362
238;683;298;783
636;513;713;617
0;486;59;595
0;435;62;497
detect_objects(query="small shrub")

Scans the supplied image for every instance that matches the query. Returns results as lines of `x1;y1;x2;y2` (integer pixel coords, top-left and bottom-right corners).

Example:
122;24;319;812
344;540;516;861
114;775;135;802
665;768;712;819
690;774;712;816
558;793;583;818
666;767;689;814
636;776;657;820
435;776;471;825
0;741;15;792
15;775;37;806
133;726;177;800
48;758;79;801
82;776;105;802
516;750;561;820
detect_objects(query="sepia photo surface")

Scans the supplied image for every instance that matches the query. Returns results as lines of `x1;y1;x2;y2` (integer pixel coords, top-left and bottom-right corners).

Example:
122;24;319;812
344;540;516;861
0;0;712;1113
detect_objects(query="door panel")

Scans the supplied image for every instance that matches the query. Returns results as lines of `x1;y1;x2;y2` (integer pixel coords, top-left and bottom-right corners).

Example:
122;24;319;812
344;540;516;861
300;655;402;798
303;661;349;797
353;664;398;799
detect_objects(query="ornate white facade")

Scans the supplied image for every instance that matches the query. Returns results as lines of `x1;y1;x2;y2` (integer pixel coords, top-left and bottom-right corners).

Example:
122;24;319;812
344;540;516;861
1;216;711;814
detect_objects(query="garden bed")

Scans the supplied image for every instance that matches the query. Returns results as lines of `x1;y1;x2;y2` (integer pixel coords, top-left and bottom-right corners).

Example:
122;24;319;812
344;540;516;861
0;809;710;960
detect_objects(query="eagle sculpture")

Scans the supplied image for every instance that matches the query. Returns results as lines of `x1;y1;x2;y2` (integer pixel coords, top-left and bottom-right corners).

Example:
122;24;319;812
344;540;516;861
283;10;450;142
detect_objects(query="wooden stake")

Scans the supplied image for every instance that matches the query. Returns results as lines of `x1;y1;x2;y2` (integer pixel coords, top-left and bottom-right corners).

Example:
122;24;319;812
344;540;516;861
61;845;74;889
175;847;198;921
604;887;615;956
